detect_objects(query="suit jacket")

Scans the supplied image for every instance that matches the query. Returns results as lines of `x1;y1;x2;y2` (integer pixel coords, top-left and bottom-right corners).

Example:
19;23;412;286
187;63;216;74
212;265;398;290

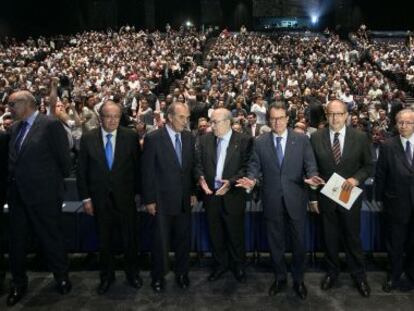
8;114;71;205
0;131;8;205
375;136;414;224
77;126;141;216
244;124;263;137
310;127;373;208
248;130;318;220
195;131;253;215
141;127;195;215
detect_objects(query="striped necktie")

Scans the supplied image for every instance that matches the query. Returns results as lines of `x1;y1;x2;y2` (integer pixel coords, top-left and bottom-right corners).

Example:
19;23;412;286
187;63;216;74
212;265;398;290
332;132;341;165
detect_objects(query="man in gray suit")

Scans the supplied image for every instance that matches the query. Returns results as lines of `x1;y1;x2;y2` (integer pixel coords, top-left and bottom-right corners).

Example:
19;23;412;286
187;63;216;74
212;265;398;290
237;103;323;299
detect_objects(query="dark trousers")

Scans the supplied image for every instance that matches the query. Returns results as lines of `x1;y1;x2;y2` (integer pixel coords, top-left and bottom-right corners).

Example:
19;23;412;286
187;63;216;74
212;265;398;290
96;194;139;281
150;212;191;281
266;199;306;283
385;212;414;282
205;196;245;270
8;184;68;288
321;199;365;280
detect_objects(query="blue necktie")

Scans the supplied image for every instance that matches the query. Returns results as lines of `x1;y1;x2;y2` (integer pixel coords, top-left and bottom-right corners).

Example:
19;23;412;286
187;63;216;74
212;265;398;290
275;136;284;167
406;140;412;166
14;121;29;153
215;138;223;189
175;133;182;166
105;134;113;169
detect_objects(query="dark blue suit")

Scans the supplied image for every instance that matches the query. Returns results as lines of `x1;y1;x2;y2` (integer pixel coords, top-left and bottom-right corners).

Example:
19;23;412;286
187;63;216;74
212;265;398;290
375;136;414;283
248;130;318;282
8;114;71;287
141;127;195;281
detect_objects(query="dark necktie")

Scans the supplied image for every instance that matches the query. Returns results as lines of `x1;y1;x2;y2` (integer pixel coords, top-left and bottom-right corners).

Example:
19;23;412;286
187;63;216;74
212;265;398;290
105;134;113;169
405;140;412;166
14;121;29;153
175;133;182;166
275;136;284;167
332;132;341;165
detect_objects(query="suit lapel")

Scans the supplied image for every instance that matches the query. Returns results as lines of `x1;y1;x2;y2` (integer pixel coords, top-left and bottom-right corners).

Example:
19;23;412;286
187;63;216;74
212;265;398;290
210;133;218;167
111;127;124;171
181;131;190;170
161;127;182;169
341;127;355;163
223;132;239;169
18;114;42;159
266;132;280;170
322;128;336;166
9;122;21;160
283;130;296;169
95;128;109;171
393;136;414;172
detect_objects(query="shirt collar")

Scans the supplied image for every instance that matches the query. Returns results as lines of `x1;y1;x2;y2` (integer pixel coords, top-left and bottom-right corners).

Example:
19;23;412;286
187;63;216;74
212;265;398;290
329;125;346;137
24;110;39;126
400;134;414;145
102;128;117;138
219;129;233;142
272;129;288;140
166;124;180;137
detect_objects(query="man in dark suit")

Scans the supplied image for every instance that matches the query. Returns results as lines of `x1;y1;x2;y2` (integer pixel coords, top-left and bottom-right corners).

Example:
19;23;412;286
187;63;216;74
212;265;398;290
236;103;323;299
244;112;262;138
195;108;253;283
310;99;373;297
77;100;142;295
6;91;72;306
0;131;8;294
141;102;196;293
375;109;414;292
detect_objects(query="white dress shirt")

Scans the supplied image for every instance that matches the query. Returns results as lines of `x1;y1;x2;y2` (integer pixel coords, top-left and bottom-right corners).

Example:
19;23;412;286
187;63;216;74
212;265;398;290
215;129;232;185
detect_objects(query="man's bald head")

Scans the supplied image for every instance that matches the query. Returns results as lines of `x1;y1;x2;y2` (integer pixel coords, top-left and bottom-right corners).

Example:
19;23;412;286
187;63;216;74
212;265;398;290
9;90;37;108
8;90;37;120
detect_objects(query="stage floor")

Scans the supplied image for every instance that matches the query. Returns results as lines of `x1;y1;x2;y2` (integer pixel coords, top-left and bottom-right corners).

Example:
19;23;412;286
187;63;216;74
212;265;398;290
1;269;413;311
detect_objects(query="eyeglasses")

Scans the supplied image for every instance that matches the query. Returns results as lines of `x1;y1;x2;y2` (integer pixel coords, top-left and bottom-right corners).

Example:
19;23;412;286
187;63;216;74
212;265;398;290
269;116;287;123
102;114;121;120
326;112;346;118
397;121;414;126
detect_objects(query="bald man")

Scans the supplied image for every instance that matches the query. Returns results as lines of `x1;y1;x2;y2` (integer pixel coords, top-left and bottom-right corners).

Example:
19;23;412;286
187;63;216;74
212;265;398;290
310;100;373;297
6;91;71;306
195;108;253;283
376;109;414;292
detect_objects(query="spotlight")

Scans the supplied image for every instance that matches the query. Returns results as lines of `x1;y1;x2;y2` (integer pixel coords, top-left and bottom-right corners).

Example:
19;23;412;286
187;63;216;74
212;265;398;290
311;15;318;25
186;21;192;27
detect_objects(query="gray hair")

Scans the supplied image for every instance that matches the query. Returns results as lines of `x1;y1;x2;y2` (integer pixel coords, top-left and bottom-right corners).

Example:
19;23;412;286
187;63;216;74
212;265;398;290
396;108;414;121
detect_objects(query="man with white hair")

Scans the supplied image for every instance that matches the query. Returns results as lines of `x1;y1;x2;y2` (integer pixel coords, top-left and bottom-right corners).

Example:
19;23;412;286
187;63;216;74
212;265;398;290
375;109;414;292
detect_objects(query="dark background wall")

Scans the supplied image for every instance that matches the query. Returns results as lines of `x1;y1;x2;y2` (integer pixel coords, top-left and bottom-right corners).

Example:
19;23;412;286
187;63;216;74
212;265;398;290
0;0;412;39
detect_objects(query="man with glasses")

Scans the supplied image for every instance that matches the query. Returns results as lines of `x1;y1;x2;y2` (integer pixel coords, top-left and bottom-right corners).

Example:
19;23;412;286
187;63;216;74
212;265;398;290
77;100;142;294
309;99;373;297
6;91;72;306
236;103;323;299
375;109;414;292
195;108;253;283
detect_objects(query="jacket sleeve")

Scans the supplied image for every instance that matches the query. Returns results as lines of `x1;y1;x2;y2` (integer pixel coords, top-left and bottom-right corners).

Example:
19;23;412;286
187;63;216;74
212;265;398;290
353;132;373;185
48;118;71;178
